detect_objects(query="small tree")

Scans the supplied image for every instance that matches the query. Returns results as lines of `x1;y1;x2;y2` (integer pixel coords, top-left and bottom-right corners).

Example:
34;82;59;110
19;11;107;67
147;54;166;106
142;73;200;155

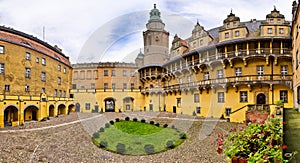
115;118;120;122
141;119;146;123
179;132;187;139
109;120;114;125
105;123;110;128
163;124;168;128
150;121;155;125
125;117;130;121
133;118;138;122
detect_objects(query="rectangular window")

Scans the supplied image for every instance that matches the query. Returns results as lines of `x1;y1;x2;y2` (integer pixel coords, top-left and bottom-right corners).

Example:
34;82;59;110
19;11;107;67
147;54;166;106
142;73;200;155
64;91;66;98
240;91;248;102
59;90;62;97
104;83;108;89
194;94;199;103
0;63;4;74
112;83;116;89
281;65;288;76
0;46;4;54
58;77;61;85
90;83;95;89
187;76;191;83
130;83;134;89
72;84;76;89
204;72;209;80
104;70;108;76
233;22;237;27
200;39;203;45
193;42;197;48
130;70;134;76
36;58;39;63
41;88;45;93
177;98;181;107
123;70;127;76
85;103;90;110
270;19;274;23
196;107;201;114
225;32;229;38
111;70;116;76
217;70;224;79
123;83;127;89
26;52;31;60
178;78;183;84
267;28;273;34
225;108;232;116
218;92;225;103
25;85;30;92
277;19;281;24
54;89;57;97
25;68;31;78
280;90;288;103
235;67;242;76
42;58;46;65
257;65;264;76
4;85;10;92
279;28;284;34
58;65;61;71
63;67;66;74
235;31;240;37
226;23;230;28
41;72;46;81
126;104;130;110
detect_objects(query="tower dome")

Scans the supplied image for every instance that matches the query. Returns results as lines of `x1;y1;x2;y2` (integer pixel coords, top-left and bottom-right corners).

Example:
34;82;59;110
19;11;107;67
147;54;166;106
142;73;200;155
149;4;162;23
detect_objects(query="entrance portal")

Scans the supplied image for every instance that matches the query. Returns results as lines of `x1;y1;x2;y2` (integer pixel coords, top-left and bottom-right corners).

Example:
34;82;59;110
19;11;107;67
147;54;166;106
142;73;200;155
256;93;266;104
104;98;115;112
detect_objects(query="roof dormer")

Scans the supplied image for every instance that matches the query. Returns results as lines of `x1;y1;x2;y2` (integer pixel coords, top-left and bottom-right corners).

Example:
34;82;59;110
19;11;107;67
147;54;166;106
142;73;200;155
223;10;241;29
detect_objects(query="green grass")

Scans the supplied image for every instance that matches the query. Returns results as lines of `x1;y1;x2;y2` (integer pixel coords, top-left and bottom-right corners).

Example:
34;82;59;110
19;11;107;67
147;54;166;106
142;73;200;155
92;120;186;155
284;109;300;162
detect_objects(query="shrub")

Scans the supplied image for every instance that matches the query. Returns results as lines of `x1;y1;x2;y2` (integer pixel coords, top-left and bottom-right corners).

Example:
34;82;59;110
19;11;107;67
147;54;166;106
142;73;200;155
150;121;155;125
163;124;168;128
99;141;108;148
179;132;187;139
171;125;176;129
133;118;138;122
155;123;160;127
125;117;130;121
141;119;146;123
115;118;120;122
116;143;126;154
105;123;110;128
99;127;105;132
144;144;155;154
109;120;114;125
165;140;175;149
93;132;100;138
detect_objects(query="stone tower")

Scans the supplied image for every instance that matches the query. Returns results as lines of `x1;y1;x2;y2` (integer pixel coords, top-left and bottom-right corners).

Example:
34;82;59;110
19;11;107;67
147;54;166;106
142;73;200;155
143;4;169;66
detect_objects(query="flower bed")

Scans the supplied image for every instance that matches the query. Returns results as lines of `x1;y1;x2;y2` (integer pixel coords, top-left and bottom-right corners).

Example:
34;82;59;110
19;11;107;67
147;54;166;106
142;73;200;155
217;114;295;162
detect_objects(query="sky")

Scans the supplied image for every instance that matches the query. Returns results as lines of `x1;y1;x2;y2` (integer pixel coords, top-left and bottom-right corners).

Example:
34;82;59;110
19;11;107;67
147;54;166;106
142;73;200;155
0;0;294;64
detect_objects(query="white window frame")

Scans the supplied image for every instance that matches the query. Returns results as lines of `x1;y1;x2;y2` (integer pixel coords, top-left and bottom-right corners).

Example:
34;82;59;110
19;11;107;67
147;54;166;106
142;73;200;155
279;28;284;34
257;66;264;76
267;28;273;34
218;92;225;103
235;31;240;37
281;65;288;76
240;91;248;102
25;68;31;78
123;70;127;76
41;72;46;81
225;32;229;38
26;52;31;60
0;46;4;54
42;58;46;65
217;70;224;79
235;67;242;76
0;63;4;74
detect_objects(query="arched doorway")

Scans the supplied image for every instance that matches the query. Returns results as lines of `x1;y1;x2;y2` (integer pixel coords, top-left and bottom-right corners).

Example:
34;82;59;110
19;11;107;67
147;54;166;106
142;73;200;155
24;105;39;121
68;104;75;114
58;104;66;115
75;103;80;112
256;93;266;105
49;105;55;117
104;98;115;112
4;106;18;126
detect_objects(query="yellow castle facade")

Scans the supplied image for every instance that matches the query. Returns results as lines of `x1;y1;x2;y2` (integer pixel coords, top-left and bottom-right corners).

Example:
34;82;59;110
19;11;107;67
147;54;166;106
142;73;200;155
72;5;293;123
0;26;74;128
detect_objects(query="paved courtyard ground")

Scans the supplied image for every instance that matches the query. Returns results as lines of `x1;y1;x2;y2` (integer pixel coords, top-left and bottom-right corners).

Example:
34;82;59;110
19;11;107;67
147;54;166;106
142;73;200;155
0;112;242;162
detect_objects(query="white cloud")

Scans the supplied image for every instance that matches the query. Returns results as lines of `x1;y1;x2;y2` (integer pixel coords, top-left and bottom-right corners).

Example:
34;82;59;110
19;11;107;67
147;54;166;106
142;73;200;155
0;0;294;63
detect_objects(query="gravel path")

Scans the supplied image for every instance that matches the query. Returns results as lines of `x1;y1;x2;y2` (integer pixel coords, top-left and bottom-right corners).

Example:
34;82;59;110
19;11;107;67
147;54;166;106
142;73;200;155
0;112;242;162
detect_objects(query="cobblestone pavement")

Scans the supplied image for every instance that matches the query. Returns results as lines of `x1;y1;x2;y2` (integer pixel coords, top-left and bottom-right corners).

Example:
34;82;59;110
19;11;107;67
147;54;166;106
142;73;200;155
0;112;242;163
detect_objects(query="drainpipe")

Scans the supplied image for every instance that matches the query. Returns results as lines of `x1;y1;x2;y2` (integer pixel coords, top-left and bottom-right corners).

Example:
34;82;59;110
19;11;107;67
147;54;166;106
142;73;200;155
271;57;274;104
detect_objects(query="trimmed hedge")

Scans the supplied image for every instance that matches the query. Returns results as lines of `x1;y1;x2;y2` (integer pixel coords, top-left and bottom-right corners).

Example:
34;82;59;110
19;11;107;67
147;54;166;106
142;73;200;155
133;118;138;122
99;141;108;148
125;117;130;121
144;144;155;154
150;121;155;125
141;119;146;123
165;140;175;149
155;123;160;127
163;124;168;128
93;132;100;138
179;132;187;139
115;118;120;122
99;127;105;132
109;120;114;125
116;143;126;154
105;123;110;128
